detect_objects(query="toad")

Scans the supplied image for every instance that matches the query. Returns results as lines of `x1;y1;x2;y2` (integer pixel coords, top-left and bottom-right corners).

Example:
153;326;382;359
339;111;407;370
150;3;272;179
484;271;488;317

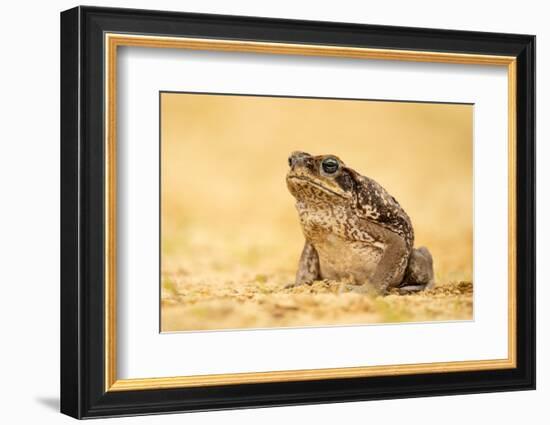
286;151;434;294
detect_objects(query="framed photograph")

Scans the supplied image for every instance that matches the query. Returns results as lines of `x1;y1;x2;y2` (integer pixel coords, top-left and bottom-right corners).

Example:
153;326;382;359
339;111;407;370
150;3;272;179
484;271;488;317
60;6;535;419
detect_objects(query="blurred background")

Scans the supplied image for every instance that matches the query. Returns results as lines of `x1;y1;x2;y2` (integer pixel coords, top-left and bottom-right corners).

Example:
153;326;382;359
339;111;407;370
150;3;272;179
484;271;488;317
161;92;473;331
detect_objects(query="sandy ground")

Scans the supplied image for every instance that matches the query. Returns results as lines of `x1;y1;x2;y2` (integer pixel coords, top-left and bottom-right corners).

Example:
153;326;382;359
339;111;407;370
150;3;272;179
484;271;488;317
162;275;473;332
160;94;474;332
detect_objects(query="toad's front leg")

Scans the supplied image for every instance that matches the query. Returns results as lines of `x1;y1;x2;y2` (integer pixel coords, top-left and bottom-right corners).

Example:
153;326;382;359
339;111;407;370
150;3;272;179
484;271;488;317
288;241;320;288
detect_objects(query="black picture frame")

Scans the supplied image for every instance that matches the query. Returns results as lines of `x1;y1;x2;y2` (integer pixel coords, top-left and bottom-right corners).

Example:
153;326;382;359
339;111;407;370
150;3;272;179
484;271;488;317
61;5;535;419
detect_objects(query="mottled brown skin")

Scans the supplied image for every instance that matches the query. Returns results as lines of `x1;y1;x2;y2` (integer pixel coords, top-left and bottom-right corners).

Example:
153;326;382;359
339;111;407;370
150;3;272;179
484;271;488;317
286;151;434;294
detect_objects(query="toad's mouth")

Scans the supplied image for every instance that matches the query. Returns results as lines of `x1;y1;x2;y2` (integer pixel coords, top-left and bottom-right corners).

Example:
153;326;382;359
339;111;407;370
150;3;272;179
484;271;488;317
287;175;346;198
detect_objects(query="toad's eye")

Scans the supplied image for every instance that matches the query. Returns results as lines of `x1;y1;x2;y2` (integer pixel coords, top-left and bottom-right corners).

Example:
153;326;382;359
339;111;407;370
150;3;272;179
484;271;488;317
321;157;339;174
288;156;293;167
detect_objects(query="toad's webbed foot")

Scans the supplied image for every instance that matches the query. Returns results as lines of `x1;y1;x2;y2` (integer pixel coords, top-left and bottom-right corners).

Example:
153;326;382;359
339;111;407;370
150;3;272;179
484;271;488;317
398;246;435;293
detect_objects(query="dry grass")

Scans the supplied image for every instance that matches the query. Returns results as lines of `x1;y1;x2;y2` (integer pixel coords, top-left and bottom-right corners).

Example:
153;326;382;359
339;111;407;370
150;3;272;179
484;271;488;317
160;93;473;332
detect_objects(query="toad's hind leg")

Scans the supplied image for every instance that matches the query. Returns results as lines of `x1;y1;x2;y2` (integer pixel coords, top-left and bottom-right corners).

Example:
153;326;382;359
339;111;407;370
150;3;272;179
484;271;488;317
398;246;435;294
369;230;410;293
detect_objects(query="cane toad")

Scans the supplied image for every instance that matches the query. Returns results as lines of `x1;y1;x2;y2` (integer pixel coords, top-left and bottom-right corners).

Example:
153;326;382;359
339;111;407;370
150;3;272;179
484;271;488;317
286;151;434;294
